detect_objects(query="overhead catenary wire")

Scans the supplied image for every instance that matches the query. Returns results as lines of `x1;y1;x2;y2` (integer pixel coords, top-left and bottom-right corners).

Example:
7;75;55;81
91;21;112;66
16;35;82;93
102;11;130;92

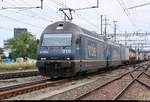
86;0;123;35
0;0;53;23
128;2;150;10
0;0;66;34
0;13;45;29
11;0;51;22
44;0;65;20
115;0;140;31
0;0;63;32
32;0;56;18
0;0;43;10
50;0;99;29
86;0;100;33
113;0;150;50
32;0;62;21
20;0;54;22
75;12;97;28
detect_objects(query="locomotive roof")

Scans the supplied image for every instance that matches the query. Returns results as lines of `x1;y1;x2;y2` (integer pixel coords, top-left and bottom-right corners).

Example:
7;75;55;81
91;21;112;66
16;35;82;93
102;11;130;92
42;21;104;40
42;21;82;33
42;21;121;47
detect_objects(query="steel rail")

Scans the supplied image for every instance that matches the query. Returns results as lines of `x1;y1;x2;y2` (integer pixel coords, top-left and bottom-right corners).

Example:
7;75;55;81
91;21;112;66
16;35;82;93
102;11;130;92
135;79;150;89
112;65;150;100
0;79;47;92
0;71;39;79
74;63;149;100
143;72;150;78
0;62;149;100
112;71;144;100
0;64;125;100
0;79;70;100
74;69;137;100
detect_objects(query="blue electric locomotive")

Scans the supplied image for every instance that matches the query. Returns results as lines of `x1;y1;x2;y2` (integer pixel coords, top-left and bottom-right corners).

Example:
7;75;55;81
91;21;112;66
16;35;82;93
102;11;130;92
36;21;122;78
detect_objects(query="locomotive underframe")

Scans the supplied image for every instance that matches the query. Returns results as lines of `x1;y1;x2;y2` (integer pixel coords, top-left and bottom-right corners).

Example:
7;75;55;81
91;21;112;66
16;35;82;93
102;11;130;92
36;61;75;78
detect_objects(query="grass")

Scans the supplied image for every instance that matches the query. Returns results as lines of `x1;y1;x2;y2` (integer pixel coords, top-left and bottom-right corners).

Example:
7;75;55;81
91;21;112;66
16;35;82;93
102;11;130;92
0;62;36;71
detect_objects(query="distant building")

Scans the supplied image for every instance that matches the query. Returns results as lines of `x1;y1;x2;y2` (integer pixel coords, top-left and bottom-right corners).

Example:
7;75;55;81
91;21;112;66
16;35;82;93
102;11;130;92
14;28;27;38
4;40;9;48
3;28;36;49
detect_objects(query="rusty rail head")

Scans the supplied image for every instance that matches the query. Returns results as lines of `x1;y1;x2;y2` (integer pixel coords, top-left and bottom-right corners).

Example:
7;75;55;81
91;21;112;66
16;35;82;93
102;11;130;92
143;72;150;78
0;79;47;92
0;71;39;80
0;79;70;100
0;62;149;100
75;62;149;100
112;71;144;100
74;70;133;100
113;63;150;100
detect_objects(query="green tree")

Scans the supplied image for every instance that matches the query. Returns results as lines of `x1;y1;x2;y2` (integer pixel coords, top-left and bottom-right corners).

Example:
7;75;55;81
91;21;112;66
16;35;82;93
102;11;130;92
7;32;37;59
0;48;3;54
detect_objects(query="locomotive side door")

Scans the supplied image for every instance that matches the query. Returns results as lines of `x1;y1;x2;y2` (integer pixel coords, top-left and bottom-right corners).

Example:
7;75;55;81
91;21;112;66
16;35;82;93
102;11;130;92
75;36;82;58
106;44;112;67
76;35;86;71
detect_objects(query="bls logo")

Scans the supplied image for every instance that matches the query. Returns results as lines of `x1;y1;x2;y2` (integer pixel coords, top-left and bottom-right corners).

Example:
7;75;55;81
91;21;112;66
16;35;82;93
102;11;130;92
62;49;71;54
88;41;97;58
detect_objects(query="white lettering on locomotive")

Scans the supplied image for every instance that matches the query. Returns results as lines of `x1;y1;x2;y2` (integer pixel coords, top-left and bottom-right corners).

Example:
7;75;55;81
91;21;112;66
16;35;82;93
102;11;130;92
88;41;97;57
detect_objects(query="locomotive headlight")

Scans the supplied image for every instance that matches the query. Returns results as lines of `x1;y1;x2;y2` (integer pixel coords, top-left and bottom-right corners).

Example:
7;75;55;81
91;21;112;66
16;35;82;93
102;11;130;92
67;57;70;60
41;58;46;60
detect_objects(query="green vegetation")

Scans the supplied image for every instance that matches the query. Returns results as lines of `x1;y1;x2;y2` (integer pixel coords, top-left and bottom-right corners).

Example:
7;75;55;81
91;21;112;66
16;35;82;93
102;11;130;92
0;32;37;71
0;59;2;63
7;32;37;59
0;62;36;71
0;49;3;54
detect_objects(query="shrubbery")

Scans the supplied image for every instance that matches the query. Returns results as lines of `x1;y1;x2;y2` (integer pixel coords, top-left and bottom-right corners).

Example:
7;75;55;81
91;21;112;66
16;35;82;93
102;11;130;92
0;59;2;63
0;62;36;71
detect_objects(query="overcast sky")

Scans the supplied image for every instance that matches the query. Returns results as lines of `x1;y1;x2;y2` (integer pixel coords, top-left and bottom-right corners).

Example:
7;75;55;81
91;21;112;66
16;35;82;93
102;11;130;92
0;0;150;48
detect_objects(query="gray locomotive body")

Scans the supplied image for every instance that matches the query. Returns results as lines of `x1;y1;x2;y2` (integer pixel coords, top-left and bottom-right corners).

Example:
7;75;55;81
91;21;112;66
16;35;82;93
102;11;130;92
36;21;131;78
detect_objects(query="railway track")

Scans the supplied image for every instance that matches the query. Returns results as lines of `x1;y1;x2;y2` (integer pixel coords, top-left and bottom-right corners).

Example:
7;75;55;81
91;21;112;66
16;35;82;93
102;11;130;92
0;70;39;79
0;62;149;100
0;68;107;100
0;64;129;100
33;62;149;100
75;64;150;100
0;78;71;100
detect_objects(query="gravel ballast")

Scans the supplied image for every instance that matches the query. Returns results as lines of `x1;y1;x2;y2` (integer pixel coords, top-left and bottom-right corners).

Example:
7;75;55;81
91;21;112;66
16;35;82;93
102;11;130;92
118;81;150;100
6;66;131;100
5;61;150;100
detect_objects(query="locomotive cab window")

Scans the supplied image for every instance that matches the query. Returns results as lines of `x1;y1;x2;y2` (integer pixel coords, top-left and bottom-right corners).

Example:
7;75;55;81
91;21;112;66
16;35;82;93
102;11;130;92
42;34;72;46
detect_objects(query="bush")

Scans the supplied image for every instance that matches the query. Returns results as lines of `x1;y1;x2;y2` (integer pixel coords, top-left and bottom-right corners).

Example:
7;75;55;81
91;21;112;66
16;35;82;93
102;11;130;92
0;59;2;63
0;62;36;71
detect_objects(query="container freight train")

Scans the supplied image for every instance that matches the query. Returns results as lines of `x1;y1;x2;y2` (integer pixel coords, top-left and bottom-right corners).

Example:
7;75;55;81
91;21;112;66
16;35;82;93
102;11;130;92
36;21;149;78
